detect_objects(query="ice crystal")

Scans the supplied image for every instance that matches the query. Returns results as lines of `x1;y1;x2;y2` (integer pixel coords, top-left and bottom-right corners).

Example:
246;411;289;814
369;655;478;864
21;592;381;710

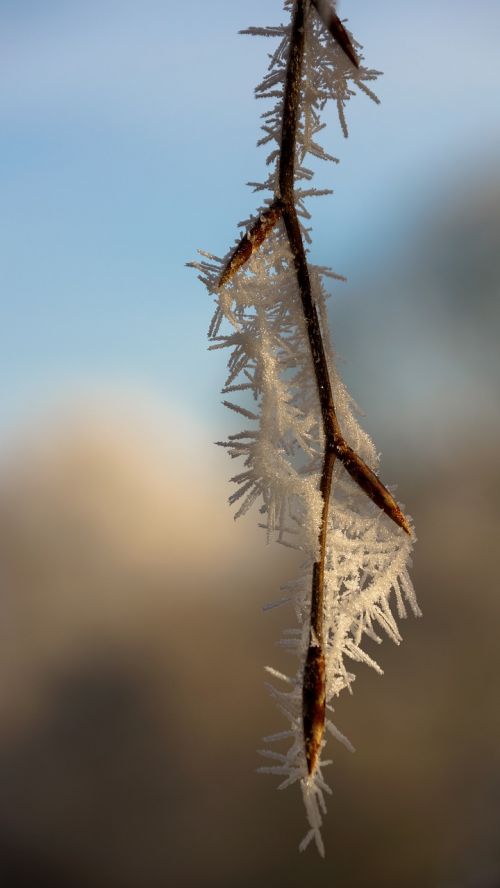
189;0;418;856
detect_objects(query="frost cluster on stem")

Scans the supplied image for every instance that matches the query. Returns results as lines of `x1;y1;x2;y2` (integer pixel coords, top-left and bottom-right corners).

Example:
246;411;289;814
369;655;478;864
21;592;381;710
190;0;419;857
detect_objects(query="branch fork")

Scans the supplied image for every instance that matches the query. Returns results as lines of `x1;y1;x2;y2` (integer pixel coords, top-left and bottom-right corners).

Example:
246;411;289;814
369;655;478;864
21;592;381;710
217;0;409;776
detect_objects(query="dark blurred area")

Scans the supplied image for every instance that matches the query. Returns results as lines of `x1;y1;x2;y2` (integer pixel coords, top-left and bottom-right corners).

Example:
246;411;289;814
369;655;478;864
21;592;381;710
1;174;500;888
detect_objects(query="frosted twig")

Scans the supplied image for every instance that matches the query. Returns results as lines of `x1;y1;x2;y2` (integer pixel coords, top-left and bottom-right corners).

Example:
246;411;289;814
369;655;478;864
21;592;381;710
310;0;359;68
190;0;418;856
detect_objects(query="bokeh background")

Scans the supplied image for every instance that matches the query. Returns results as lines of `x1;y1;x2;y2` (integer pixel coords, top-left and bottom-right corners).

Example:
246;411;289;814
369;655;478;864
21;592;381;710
1;1;500;885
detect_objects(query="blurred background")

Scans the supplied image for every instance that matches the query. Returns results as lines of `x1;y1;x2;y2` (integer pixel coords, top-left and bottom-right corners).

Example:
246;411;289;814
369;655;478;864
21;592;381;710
1;1;500;885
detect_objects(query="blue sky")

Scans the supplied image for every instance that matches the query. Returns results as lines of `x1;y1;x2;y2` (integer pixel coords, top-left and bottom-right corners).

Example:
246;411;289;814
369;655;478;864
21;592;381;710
2;0;500;434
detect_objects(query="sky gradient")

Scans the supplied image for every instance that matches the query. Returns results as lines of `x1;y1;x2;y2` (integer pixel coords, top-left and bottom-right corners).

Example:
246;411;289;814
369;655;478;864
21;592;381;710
2;0;500;435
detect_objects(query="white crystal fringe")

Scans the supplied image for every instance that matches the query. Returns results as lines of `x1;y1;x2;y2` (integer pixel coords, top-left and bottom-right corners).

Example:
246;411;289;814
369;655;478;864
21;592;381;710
190;1;419;855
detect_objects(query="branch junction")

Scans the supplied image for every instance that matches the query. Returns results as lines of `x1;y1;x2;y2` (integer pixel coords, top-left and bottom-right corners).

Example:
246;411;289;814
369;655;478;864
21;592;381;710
218;0;409;776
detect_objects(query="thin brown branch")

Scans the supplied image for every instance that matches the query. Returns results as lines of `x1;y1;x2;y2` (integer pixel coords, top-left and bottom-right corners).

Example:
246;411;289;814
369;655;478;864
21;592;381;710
218;202;283;287
302;449;335;774
279;0;408;775
332;440;411;534
218;0;408;776
310;0;359;68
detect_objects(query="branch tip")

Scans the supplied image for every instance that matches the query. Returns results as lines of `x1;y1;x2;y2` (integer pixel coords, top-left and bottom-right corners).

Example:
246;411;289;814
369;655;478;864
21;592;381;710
333;439;411;534
310;0;360;68
218;202;283;288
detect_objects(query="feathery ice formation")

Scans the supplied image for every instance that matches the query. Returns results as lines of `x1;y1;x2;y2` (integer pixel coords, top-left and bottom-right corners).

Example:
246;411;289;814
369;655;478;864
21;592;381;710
190;0;419;856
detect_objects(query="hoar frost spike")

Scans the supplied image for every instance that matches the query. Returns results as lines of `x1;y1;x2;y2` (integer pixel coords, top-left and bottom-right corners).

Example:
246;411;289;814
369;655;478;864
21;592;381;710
189;0;420;857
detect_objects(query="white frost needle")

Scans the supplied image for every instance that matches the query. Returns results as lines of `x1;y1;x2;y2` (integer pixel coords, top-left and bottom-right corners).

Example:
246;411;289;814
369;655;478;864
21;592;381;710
188;0;419;856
